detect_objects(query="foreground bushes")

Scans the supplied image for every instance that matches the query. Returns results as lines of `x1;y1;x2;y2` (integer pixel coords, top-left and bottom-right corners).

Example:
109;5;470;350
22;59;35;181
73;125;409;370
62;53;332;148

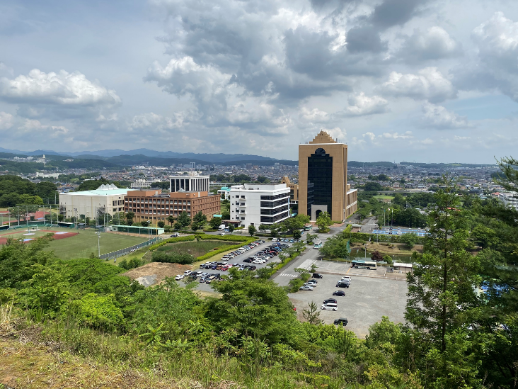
151;251;195;264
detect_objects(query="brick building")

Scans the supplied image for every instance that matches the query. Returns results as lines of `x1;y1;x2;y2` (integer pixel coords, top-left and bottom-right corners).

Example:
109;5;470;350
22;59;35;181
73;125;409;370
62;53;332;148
124;189;220;225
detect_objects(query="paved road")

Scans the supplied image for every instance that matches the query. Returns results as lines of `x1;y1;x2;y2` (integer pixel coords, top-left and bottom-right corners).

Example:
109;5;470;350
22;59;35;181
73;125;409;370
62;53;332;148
272;225;348;287
360;217;378;233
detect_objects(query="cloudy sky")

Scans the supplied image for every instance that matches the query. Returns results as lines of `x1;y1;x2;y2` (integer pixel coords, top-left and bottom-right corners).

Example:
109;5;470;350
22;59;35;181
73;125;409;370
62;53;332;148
1;0;517;163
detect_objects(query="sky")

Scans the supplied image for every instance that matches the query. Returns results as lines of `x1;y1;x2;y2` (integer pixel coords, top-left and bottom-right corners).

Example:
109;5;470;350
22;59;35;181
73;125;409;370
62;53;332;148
1;0;518;163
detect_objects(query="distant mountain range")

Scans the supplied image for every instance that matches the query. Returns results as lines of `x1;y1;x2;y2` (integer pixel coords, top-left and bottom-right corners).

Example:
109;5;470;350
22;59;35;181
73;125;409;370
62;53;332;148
0;147;280;163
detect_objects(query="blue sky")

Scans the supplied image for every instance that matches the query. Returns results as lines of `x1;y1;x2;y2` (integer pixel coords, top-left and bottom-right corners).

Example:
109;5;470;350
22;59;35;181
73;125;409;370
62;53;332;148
1;0;518;163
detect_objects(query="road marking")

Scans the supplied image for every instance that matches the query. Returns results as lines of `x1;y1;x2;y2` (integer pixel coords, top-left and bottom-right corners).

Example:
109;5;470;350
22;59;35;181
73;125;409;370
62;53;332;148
279;273;298;277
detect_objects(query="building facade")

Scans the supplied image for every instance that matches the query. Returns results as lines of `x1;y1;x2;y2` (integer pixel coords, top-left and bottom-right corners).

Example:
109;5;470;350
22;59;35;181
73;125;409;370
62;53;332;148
281;176;299;204
299;131;357;221
124;189;220;225
59;184;129;220
170;174;209;192
229;184;290;228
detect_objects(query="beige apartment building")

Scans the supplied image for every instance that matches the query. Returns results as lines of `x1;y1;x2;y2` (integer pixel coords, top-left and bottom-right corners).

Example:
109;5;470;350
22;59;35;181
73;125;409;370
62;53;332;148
298;130;357;221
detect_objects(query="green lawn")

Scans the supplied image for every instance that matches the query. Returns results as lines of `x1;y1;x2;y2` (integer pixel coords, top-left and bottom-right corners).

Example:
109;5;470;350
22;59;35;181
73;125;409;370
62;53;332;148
373;195;395;201
156;240;235;258
0;227;149;260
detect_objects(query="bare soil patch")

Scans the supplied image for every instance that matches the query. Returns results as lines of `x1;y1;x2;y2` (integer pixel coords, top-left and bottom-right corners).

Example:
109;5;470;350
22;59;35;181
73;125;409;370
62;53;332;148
122;262;192;286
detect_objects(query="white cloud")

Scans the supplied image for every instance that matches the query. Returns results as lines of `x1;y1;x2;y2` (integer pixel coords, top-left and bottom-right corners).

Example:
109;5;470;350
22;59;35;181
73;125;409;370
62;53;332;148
128;112;185;133
421;102;472;129
398;27;461;62
301;107;329;122
0;69;121;106
0;112;14;130
382;131;413;139
379;67;456;102
345;92;388;116
472;12;518;73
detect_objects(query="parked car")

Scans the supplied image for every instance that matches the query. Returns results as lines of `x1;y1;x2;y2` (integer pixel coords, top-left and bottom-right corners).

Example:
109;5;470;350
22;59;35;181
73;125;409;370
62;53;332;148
312;273;323;278
321;303;338;311
333;290;346;296
299;285;314;291
336;281;350;288
184;270;192;275
341;276;352;283
334;318;348;326
323;298;337;305
175;274;184;281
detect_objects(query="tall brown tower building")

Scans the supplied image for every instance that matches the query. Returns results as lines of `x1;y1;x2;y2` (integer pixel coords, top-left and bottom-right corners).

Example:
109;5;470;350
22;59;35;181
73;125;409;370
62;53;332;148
299;131;357;221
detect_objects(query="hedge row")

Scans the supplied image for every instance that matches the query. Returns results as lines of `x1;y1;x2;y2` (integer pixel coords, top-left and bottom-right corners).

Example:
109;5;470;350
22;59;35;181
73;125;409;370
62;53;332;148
343;224;352;234
262;251;301;279
196;234;252;242
148;235;196;251
350;231;425;244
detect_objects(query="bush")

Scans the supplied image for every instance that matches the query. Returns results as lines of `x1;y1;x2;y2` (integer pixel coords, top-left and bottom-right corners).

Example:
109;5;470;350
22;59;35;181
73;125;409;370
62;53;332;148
288;278;305;292
151;251;195;264
118;258;143;270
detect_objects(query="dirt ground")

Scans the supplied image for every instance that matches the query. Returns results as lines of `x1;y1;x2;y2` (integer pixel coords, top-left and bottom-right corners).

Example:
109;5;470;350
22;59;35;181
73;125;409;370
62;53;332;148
351;241;422;255
122;262;192;286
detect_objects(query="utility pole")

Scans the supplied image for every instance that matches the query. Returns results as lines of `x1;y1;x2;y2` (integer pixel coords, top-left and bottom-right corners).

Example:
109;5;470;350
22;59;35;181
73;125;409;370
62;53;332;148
96;230;101;257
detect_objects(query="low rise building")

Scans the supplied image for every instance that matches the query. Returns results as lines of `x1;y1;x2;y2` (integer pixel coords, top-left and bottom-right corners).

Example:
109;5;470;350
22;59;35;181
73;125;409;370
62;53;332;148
124;189;220;225
281;176;299;204
229;183;290;228
59;184;129;219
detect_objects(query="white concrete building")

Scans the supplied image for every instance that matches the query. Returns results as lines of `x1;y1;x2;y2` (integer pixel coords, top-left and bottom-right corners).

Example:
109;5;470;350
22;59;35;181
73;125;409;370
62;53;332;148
170;173;209;193
131;179;153;189
229;183;290;228
59;184;131;219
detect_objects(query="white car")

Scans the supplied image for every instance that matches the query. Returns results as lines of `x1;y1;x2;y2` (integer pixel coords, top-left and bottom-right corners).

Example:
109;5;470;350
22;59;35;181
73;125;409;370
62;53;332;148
341;276;351;283
175;274;184;281
184;270;192;275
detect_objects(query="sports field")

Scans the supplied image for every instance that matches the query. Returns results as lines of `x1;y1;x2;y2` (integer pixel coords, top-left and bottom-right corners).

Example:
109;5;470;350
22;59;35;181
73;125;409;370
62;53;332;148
373;195;395;201
0;227;149;260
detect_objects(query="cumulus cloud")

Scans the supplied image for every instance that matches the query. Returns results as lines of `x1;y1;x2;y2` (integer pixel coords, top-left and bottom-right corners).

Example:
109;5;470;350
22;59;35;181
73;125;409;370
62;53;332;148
128;112;185;133
344;92;389;116
472;12;518;73
398;27;461;62
379;67;456;102
0;69;120;106
370;0;429;29
421;102;472;129
382;131;413;139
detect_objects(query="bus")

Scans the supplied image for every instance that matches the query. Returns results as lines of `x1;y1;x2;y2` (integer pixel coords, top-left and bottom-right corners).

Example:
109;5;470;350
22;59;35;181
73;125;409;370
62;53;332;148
351;260;377;270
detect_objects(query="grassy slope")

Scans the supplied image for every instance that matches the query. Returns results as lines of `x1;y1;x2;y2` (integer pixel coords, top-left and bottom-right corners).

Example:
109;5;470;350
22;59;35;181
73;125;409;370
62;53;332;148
156;241;235;258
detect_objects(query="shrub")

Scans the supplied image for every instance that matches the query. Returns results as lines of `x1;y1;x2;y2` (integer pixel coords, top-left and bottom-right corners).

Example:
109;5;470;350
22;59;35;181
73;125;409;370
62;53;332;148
151;251;195;264
118;258;143;270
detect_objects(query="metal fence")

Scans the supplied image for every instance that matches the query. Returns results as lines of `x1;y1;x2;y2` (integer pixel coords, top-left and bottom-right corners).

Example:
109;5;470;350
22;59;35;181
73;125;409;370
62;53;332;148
100;237;161;260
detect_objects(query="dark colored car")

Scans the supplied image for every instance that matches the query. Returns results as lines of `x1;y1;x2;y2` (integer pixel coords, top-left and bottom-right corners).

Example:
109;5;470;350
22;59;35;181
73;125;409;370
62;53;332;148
333;290;346;296
323;298;337;305
312;273;323;278
243;258;253;263
336;281;350;288
334;318;348;326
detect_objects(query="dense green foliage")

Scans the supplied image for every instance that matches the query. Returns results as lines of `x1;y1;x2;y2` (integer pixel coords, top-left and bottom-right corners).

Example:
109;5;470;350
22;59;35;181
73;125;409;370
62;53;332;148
0;175;58;206
152;250;195;264
77;177;122;191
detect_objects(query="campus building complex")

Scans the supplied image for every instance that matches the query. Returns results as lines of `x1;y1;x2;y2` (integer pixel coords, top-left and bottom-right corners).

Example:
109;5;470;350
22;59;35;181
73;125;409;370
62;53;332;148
298;131;357;221
123;189;220;225
229;184;290;228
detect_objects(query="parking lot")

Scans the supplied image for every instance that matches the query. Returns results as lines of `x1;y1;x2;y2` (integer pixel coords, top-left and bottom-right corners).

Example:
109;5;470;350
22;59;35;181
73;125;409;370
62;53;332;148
288;270;408;338
187;239;290;293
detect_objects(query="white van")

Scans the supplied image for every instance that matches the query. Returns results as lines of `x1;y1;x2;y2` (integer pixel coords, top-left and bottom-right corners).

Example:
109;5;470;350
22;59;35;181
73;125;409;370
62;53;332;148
218;224;226;231
321;303;338;311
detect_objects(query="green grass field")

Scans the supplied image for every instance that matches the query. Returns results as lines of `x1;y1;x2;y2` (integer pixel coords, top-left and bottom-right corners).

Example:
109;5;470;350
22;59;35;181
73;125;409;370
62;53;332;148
373;195;395;201
0;227;149;260
156;240;235;258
